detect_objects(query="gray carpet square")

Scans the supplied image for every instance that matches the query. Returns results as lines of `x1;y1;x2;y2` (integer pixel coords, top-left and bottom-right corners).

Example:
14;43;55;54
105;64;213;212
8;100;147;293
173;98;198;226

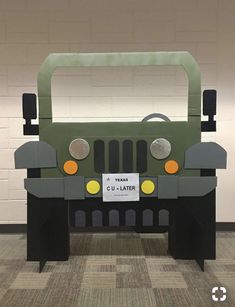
117;272;152;288
117;257;149;272
10;272;51;289
81;272;116;288
149;272;188;289
48;272;83;289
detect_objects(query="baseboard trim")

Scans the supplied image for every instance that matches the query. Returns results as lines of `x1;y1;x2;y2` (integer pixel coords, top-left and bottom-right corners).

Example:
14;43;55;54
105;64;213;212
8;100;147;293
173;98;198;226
216;222;235;231
0;224;27;233
0;223;234;233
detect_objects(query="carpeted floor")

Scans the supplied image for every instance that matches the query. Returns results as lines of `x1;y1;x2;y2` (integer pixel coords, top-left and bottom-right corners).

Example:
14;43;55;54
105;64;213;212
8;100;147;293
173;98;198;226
0;232;234;306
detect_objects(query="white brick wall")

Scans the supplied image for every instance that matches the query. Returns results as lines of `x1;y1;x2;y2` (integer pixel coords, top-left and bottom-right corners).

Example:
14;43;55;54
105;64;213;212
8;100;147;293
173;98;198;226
0;0;234;222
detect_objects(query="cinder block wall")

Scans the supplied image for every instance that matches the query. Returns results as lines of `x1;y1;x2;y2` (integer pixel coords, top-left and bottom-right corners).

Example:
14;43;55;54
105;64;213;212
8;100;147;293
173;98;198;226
0;0;233;223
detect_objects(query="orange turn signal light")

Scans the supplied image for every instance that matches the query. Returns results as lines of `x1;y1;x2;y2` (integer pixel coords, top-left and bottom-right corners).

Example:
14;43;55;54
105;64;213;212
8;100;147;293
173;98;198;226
164;160;179;174
63;160;78;175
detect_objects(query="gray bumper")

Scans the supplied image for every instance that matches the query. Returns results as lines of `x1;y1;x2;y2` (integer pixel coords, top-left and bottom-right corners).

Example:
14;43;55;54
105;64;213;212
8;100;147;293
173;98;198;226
24;175;217;200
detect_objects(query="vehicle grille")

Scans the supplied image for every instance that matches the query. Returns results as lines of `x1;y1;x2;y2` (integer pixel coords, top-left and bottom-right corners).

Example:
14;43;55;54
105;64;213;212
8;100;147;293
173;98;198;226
94;139;147;173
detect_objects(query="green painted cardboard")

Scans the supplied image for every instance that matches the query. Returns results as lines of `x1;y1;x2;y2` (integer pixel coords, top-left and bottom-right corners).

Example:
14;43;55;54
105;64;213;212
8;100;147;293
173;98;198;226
37;52;202;180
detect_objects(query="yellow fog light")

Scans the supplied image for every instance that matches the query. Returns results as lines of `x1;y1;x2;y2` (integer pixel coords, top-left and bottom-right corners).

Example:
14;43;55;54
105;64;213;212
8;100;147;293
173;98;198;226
164;160;179;174
141;180;155;195
63;160;78;175
86;180;101;195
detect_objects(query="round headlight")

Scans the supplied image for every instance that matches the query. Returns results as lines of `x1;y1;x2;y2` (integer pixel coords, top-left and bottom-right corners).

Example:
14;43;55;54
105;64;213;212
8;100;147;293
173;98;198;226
69;138;90;160
150;138;171;160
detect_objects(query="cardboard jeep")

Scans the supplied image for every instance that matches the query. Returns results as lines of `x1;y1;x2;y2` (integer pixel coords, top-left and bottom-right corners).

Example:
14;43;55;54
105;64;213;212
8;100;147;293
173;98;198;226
15;52;227;272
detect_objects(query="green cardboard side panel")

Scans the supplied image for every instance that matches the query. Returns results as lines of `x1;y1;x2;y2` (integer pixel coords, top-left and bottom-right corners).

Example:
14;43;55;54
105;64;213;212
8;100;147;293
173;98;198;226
15;141;57;169
184;142;227;169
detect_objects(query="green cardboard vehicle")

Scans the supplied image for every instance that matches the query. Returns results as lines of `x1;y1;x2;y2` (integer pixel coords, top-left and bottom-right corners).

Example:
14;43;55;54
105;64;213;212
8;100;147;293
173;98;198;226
15;52;226;201
14;52;227;270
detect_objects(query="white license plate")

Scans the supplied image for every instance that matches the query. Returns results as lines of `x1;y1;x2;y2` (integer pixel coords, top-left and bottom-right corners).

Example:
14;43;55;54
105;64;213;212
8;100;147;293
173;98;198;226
102;173;139;202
